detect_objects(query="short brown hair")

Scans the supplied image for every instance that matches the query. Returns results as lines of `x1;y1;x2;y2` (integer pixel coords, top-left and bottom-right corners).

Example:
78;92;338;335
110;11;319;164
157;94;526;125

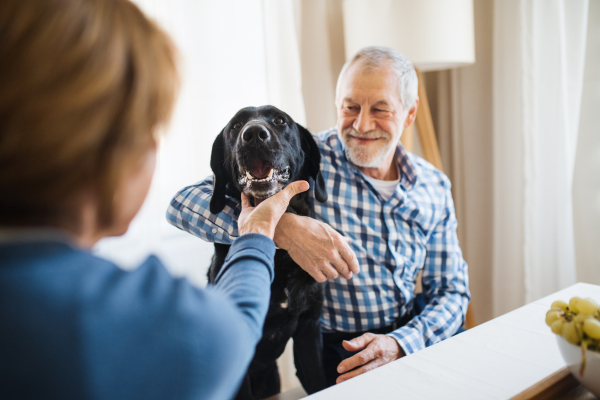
0;0;179;230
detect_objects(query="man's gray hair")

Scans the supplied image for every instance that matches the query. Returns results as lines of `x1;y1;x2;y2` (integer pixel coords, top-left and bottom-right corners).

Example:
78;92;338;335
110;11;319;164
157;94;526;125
335;46;418;110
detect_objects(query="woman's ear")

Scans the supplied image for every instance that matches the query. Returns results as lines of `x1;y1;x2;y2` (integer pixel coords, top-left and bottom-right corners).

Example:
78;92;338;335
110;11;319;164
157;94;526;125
210;129;228;214
297;123;327;203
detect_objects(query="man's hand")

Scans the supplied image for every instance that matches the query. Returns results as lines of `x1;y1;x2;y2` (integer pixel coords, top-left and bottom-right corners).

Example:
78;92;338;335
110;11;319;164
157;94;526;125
273;214;360;282
238;181;309;239
336;333;406;384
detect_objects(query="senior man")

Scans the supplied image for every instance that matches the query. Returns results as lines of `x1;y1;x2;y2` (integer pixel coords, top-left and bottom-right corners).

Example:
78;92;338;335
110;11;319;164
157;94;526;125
167;46;470;387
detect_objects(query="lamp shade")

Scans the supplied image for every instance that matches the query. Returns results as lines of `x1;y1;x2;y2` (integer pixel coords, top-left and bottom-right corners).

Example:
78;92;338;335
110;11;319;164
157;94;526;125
342;0;475;71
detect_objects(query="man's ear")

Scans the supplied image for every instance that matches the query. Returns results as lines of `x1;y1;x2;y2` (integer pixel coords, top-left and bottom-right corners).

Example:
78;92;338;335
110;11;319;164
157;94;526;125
297;123;327;203
210;129;228;214
404;97;419;128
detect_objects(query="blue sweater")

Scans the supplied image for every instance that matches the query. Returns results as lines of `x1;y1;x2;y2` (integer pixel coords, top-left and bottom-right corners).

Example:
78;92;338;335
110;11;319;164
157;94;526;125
0;233;275;400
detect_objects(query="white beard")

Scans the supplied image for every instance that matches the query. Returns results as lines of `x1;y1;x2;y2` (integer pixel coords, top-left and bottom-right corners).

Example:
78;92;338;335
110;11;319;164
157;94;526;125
341;127;397;168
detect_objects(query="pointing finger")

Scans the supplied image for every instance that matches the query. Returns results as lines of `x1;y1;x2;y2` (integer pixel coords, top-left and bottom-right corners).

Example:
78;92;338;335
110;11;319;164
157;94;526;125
280;180;309;201
263;181;309;212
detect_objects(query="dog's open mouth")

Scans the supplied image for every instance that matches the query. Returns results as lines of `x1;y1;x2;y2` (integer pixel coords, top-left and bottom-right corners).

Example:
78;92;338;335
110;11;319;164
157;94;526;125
238;159;290;187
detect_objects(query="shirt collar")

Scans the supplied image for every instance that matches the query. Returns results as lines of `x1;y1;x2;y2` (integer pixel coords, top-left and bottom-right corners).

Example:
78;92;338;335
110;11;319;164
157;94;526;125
394;143;417;191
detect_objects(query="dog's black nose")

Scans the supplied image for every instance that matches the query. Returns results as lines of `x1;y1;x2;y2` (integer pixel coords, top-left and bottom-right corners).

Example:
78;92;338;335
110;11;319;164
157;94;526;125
242;124;271;143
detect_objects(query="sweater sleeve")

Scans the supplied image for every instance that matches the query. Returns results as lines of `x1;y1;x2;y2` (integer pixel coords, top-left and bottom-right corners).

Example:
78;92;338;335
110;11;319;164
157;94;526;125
81;234;275;400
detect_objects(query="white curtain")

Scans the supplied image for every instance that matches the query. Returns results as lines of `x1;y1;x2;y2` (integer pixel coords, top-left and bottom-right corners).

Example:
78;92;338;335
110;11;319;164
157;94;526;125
493;0;589;315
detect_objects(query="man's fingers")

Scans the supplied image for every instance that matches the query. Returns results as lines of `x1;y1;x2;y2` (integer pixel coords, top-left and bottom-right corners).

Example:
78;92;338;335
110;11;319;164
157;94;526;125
341;333;372;352
329;256;352;280
316;270;328;283
338;241;360;275
320;263;340;279
337;344;375;374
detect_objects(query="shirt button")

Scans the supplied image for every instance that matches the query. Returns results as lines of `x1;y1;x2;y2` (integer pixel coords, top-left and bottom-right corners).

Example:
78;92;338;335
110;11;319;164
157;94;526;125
212;228;217;233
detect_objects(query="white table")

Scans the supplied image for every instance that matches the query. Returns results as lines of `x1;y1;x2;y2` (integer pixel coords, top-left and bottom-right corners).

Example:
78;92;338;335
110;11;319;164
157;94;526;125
300;282;600;400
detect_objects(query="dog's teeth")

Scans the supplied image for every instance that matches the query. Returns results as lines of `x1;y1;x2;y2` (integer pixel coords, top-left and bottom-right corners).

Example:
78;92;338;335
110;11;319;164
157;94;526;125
268;169;274;178
246;171;254;180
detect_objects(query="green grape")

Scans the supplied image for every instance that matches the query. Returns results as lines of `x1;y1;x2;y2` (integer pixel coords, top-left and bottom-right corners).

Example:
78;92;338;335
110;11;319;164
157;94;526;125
562;321;581;344
545;310;562;326
551;300;568;313
582;319;600;340
551;319;564;334
573;313;593;324
569;297;582;314
577;298;598;315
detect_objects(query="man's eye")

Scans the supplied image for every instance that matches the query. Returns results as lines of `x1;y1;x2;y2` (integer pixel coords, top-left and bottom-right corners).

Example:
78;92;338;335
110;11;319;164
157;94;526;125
274;117;285;125
232;122;242;130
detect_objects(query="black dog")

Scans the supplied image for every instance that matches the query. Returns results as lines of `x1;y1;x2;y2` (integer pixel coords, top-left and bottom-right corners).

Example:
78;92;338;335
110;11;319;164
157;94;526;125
209;105;328;400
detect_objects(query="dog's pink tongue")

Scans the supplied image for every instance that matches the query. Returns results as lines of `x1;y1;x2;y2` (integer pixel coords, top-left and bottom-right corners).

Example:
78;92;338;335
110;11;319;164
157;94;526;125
251;159;272;179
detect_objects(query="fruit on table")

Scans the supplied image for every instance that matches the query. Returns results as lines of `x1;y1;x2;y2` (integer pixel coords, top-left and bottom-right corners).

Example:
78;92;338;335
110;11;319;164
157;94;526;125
546;296;600;375
583;319;600;340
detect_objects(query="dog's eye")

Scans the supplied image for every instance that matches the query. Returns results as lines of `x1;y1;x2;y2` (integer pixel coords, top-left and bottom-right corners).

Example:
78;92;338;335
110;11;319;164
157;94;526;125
274;117;286;125
232;122;242;130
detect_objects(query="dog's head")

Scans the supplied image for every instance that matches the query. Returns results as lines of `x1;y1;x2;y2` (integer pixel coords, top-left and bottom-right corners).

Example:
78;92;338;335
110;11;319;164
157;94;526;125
210;105;327;214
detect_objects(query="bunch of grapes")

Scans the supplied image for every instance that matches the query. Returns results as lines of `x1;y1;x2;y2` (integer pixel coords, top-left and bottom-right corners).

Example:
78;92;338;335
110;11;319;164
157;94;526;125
546;297;600;375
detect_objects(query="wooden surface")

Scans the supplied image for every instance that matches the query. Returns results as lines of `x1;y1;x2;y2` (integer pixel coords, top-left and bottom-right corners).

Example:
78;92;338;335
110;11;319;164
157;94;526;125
512;367;597;400
511;367;573;399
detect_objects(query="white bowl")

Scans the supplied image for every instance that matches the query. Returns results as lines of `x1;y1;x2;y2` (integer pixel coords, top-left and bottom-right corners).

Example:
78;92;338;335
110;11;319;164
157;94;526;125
556;335;600;396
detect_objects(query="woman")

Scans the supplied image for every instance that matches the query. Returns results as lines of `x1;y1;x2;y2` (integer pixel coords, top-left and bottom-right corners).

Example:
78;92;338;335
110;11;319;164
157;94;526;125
0;0;307;399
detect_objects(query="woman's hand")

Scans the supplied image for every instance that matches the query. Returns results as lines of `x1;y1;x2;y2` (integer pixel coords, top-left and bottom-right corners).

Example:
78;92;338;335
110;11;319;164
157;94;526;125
237;181;309;239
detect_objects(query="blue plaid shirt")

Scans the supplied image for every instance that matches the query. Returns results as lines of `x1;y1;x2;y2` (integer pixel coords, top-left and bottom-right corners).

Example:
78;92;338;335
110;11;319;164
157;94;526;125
166;128;470;355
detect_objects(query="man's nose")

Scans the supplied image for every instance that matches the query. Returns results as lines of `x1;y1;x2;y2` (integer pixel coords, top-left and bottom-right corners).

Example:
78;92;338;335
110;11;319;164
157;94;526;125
353;109;375;133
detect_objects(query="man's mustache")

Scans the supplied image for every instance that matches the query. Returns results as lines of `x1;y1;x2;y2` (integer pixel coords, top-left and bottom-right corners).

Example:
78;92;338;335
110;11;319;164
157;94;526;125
343;127;390;140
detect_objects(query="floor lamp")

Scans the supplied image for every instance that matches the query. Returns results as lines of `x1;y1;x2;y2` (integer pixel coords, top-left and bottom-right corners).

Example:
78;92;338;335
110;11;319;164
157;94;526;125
342;0;476;328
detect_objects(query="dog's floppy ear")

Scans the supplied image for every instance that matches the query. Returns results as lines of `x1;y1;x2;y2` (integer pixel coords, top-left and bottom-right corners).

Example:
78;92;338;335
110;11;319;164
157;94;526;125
210;129;228;214
297;123;327;203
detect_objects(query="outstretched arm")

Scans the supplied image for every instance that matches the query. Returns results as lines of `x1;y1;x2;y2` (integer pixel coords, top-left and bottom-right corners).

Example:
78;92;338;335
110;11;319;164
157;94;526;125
166;177;359;281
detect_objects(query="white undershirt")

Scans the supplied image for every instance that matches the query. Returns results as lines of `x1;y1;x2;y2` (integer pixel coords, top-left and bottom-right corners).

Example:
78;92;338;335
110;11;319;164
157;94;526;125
363;174;401;201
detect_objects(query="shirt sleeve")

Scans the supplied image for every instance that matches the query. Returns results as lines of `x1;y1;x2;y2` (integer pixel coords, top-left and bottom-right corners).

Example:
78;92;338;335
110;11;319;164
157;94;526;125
165;175;241;244
388;184;471;355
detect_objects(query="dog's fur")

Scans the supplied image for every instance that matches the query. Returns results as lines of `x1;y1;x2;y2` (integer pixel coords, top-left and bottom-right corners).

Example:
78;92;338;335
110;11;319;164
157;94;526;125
208;105;328;400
